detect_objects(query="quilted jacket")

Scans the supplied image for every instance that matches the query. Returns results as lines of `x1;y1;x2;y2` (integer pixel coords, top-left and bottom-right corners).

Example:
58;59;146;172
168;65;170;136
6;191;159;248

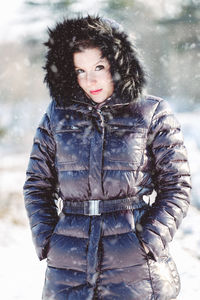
24;93;191;300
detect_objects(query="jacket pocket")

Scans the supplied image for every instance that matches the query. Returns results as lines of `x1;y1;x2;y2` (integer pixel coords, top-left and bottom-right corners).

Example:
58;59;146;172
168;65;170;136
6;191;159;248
104;126;147;166
147;250;181;299
54;125;84;163
132;205;157;260
55;125;82;133
132;207;181;299
46;213;63;255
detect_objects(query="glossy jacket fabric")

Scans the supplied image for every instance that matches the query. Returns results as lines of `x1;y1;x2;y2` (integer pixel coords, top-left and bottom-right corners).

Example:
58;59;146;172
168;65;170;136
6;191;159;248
24;94;191;300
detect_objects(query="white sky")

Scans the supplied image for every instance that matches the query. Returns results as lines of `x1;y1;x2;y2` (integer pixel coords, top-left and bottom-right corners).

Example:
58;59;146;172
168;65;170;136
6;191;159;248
0;1;24;41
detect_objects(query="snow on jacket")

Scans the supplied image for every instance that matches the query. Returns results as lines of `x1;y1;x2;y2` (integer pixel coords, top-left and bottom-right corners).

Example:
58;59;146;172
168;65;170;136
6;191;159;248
23;16;191;300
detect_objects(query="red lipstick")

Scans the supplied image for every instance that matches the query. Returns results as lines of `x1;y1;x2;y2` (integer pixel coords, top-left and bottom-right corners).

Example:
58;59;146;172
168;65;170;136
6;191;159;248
90;89;102;95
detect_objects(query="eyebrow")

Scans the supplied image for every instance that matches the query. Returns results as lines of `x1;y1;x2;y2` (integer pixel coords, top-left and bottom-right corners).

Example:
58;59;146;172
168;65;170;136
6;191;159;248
74;58;106;69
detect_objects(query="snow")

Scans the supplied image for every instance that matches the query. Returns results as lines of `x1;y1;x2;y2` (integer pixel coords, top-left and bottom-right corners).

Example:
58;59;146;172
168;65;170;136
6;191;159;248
175;110;200;208
0;221;46;300
170;206;200;299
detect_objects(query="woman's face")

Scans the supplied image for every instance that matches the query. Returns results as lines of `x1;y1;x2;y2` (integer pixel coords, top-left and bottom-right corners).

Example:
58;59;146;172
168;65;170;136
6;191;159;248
73;48;114;103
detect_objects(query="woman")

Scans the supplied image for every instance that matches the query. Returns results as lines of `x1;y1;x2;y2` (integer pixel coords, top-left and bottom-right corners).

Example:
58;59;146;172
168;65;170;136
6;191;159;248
23;15;191;300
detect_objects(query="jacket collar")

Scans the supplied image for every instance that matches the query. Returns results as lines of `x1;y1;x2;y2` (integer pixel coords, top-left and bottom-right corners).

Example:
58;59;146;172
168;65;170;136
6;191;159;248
71;90;131;110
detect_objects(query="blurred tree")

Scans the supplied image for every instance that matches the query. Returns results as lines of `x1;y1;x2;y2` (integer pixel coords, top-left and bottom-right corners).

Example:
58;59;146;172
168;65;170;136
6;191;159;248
25;0;74;17
19;0;78;63
102;0;136;24
101;0;173;99
0;127;6;138
106;0;135;12
100;0;200;106
22;0;75;40
158;0;200;105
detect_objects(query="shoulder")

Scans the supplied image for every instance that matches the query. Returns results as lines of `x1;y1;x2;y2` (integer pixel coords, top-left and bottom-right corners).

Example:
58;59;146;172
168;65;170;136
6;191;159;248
141;95;181;133
46;99;57;118
45;99;79;132
46;99;68;121
138;94;169;108
127;94;178;132
132;94;174;118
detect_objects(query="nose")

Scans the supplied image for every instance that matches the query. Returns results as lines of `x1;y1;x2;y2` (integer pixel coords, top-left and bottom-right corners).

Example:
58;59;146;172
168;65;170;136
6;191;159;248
86;72;97;87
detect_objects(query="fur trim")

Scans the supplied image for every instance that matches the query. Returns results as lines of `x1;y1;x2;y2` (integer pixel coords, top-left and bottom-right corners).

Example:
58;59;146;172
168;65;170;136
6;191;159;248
43;15;146;106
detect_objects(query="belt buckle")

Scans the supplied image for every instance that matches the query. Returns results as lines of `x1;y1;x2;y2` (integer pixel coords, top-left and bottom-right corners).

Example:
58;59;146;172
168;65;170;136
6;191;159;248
85;200;101;216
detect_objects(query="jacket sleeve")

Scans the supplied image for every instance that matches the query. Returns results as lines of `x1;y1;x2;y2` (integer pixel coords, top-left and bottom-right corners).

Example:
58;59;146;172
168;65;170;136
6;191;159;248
23;101;59;260
138;99;191;261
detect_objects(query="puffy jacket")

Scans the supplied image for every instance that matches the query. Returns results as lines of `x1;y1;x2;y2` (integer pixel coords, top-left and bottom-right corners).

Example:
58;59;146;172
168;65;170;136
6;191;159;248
24;93;191;300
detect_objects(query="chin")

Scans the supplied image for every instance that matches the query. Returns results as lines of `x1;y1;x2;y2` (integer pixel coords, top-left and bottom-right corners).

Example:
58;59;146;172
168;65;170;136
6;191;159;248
91;98;106;103
91;94;110;103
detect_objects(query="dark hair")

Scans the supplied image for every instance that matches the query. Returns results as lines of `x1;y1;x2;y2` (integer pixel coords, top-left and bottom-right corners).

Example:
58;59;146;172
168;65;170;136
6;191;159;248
43;15;146;106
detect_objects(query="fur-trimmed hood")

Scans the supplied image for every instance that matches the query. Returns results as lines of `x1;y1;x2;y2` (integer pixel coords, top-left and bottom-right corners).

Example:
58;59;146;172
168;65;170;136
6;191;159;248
43;15;146;106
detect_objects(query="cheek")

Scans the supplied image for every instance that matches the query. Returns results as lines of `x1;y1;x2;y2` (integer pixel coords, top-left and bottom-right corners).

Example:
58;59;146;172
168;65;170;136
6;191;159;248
77;77;85;89
104;71;113;83
97;74;110;86
108;82;114;94
103;73;114;89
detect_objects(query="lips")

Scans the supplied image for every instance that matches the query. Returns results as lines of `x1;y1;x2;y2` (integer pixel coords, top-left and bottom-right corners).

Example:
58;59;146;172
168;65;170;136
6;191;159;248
90;89;102;95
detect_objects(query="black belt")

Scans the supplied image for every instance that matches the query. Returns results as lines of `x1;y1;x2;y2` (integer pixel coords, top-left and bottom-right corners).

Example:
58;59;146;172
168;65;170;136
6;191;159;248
62;196;147;216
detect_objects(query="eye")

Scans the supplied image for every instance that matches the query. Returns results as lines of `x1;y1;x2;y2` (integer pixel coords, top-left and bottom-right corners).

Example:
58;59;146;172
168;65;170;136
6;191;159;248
75;69;84;75
95;65;104;71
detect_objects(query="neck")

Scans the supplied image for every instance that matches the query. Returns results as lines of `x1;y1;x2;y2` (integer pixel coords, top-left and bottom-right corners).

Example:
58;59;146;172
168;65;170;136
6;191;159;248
94;97;112;109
